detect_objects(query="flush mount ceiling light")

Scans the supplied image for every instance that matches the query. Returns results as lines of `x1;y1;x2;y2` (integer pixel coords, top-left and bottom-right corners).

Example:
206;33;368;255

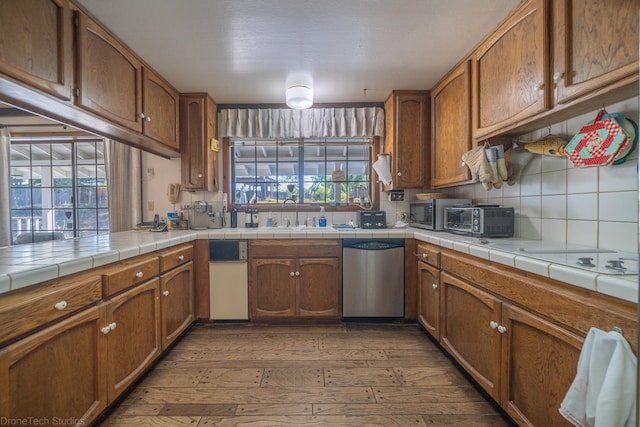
285;84;313;109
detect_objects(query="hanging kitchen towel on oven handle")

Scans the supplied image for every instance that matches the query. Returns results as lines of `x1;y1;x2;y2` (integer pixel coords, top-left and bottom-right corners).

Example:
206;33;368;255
559;327;637;427
565;109;630;167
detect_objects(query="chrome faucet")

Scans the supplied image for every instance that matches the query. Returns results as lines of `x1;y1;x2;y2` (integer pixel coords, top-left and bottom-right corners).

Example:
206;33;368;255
282;198;299;227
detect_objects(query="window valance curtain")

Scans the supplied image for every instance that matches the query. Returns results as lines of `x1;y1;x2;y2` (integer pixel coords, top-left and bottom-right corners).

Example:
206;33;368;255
218;107;384;139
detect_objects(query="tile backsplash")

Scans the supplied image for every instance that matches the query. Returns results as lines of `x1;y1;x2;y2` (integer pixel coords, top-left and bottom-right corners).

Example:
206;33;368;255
382;97;640;253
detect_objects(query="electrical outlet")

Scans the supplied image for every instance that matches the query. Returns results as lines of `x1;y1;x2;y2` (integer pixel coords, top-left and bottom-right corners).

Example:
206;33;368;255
147;201;154;211
389;191;404;202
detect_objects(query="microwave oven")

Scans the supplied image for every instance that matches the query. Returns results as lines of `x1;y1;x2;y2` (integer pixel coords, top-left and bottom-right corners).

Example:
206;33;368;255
409;198;471;230
444;206;515;237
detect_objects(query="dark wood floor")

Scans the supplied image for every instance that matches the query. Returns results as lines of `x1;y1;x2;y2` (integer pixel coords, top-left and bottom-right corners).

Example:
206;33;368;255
99;323;515;426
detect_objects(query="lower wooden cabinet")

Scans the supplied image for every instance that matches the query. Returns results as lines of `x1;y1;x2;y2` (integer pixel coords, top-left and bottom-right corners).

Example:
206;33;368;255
251;257;341;319
417;260;440;339
160;261;194;350
440;271;584;427
104;278;161;402
0;305;106;424
249;240;342;320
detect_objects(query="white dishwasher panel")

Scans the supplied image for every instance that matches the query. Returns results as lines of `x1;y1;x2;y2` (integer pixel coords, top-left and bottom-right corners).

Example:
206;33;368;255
209;262;248;320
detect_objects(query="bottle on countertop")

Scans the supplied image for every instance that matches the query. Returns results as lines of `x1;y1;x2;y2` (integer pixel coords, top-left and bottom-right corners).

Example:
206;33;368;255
230;207;238;228
319;206;327;227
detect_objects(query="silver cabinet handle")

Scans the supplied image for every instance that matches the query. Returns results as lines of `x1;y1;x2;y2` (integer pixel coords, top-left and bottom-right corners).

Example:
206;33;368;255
136;271;143;278
54;301;67;310
163;290;169;296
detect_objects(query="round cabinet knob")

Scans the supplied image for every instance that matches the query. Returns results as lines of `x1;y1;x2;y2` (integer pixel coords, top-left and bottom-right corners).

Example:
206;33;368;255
163;290;169;296
101;326;111;335
397;172;402;176
497;325;507;334
109;322;117;331
178;255;185;261
431;283;438;289
295;271;300;276
553;71;563;82
489;321;499;329
135;271;144;278
290;272;295;277
197;173;203;178
534;83;543;91
138;113;145;119
54;301;67;310
145;116;151;122
422;253;428;259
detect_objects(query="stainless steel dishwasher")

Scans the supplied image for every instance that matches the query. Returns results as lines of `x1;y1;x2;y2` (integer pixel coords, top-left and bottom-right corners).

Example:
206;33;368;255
342;238;405;317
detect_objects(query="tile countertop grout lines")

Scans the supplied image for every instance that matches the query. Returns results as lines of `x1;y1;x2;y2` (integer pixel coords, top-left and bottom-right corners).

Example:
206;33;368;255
0;228;636;302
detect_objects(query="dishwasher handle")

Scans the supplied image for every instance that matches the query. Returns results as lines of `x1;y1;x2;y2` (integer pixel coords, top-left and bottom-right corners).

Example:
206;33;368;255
343;239;404;251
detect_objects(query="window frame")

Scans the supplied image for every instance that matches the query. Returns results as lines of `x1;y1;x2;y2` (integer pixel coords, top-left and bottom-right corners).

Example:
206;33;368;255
222;136;381;213
9;136;109;244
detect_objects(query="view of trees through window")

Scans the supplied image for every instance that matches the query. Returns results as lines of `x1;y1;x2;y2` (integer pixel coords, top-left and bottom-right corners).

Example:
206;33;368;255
231;138;372;206
9;139;108;244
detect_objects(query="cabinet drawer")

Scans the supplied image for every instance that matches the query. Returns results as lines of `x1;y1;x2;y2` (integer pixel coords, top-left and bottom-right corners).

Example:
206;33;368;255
250;239;341;258
157;243;193;273
102;255;159;296
416;243;441;268
0;272;103;345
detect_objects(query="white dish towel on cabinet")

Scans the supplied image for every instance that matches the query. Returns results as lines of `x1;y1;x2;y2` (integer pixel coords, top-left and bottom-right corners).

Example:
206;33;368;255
559;327;637;427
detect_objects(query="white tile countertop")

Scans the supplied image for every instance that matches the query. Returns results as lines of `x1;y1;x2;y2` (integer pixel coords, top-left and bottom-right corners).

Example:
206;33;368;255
0;227;637;303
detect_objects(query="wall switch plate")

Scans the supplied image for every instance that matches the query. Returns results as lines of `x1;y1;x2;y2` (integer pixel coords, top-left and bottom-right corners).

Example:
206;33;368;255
389;191;404;202
147;201;154;211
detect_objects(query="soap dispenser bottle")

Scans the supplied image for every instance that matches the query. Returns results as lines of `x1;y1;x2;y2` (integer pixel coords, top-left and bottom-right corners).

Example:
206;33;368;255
319;207;327;227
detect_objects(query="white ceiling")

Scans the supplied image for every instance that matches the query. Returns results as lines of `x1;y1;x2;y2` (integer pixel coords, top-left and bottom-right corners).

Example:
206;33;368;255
75;0;520;105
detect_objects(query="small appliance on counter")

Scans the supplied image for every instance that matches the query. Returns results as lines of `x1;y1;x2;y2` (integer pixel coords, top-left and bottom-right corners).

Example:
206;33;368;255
409;198;471;230
358;210;386;229
444;205;514;237
185;201;224;229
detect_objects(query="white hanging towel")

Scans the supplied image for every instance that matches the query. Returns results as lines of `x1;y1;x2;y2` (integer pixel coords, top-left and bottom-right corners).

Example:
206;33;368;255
372;155;392;185
559;327;637;427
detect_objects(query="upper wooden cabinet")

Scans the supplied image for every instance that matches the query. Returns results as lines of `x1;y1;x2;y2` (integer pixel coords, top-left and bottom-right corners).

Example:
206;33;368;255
431;61;472;188
142;67;180;149
76;12;143;132
552;0;639;105
0;0;74;100
472;0;549;139
384;90;430;189
180;93;219;191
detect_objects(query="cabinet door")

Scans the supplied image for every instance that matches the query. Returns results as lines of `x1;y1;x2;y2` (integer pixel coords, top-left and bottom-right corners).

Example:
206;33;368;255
440;272;502;400
251;259;296;317
0;0;73;100
553;0;639;104
500;303;582;427
180;94;218;191
76;12;142;132
384;91;429;188
142;67;180;150
0;305;106;425
297;258;341;318
417;261;440;339
160;261;194;350
431;61;472;188
105;278;161;402
473;0;549;139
